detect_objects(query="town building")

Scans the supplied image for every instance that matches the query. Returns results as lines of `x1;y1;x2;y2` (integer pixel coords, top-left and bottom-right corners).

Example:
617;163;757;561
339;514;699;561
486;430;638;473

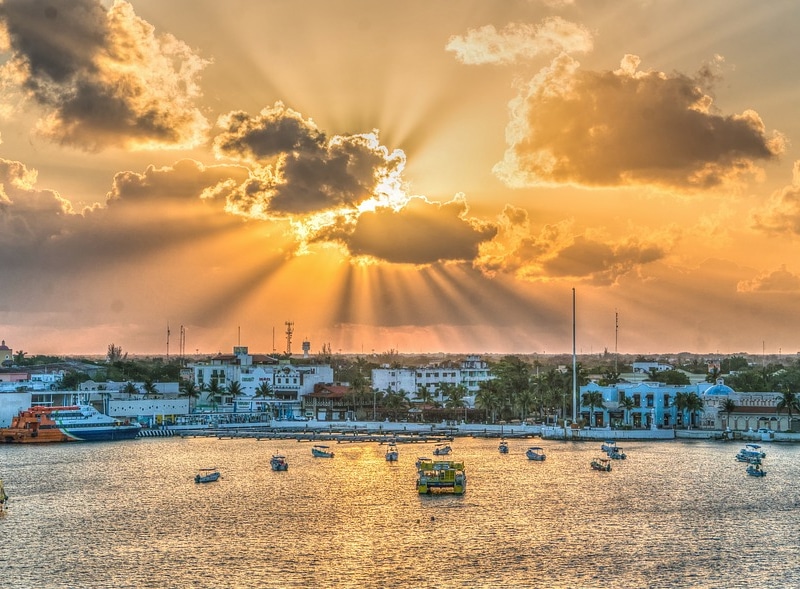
371;355;491;404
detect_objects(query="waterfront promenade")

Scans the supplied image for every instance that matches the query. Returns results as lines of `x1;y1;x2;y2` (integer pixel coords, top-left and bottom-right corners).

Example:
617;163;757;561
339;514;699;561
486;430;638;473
146;417;800;443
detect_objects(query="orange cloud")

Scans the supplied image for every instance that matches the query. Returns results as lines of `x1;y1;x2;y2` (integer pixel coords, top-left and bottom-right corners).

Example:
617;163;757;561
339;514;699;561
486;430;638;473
737;265;800;293
446;17;593;65
494;54;785;190
752;161;800;235
0;0;210;150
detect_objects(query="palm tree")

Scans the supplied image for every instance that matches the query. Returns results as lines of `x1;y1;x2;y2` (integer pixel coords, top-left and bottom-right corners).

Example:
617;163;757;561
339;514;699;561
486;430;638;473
414;385;437;422
671;391;690;428
581;391;605;427
142;379;159;399
443;383;468;422
122;381;139;399
685;392;704;428
179;380;201;412
720;398;736;430
205;380;224;411
381;391;410;421
620;395;636;427
227;380;243;411
776;390;800;431
475;380;501;423
254;381;275;415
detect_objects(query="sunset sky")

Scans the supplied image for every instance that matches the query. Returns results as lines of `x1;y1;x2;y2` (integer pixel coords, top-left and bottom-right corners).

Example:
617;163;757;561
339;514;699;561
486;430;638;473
1;0;800;358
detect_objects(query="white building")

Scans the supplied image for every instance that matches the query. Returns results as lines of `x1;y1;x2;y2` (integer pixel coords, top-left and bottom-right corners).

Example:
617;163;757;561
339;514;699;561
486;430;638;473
191;346;334;417
371;355;492;403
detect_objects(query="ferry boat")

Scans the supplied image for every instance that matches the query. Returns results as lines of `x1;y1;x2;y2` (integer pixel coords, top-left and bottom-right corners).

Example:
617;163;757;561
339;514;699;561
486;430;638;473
270;455;288;471
0;405;142;443
416;459;466;495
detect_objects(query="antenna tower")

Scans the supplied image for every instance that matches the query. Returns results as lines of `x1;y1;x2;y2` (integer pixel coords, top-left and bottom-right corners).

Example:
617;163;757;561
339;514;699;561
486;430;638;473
285;321;294;355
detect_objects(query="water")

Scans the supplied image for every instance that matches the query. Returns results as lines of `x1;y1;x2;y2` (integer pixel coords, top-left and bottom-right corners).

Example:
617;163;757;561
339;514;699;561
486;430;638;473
2;437;800;588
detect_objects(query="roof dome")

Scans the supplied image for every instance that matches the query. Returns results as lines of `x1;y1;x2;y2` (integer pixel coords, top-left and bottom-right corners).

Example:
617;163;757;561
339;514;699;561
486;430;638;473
0;340;10;351
705;380;734;396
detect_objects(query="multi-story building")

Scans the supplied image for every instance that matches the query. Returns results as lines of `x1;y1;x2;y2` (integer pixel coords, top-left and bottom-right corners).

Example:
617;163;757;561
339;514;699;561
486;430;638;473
190;346;334;417
371;355;492;404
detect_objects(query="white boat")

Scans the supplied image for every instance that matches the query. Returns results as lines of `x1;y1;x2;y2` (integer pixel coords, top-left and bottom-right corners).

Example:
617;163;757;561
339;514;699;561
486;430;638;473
736;444;766;461
195;467;220;483
270;454;288;471
433;443;452;456
526;446;546;461
385;442;399;462
601;440;617;453
312;444;334;458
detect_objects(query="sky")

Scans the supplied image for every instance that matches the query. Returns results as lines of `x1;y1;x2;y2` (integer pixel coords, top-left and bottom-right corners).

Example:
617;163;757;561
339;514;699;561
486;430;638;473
1;0;800;358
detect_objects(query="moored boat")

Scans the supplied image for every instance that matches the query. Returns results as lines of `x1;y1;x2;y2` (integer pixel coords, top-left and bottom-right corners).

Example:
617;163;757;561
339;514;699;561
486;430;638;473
416;459;466;495
736;444;766;461
591;457;612;472
607;447;626;460
385;442;399;462
0;405;142;443
271;455;288;471
432;443;452;456
499;440;509;454
0;479;8;510
526;446;546;461
746;464;766;477
601;440;617;453
312;444;334;458
195;468;221;483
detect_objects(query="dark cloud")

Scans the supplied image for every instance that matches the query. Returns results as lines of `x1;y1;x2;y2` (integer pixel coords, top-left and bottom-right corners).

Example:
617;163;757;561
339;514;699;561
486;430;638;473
495;54;785;190
213;102;406;216
0;0;210;150
318;196;497;265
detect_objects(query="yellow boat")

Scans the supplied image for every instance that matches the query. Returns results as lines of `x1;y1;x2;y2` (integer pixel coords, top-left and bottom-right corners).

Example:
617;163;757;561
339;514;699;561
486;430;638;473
416;459;466;495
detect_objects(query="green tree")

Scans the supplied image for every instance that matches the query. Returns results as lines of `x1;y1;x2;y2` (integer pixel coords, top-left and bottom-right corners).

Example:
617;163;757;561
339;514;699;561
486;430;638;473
205;380;224;410
776;390;800;429
685;392;704;428
381;390;410;420
413;385;437;421
142;379;159;398
580;391;605;427
720;398;736;429
475;380;502;423
121;381;139;398
179;380;201;411
254;381;275;414
620;395;636;426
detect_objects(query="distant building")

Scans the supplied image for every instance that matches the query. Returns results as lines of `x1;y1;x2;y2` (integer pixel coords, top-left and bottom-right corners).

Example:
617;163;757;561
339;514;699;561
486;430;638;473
632;361;673;374
371;355;492;405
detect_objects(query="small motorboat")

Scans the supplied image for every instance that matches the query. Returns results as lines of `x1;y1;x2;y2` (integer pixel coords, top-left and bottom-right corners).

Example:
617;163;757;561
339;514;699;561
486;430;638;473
601;440;617;453
312;444;334;458
499;440;509;454
736;444;766;461
433;444;452;456
526;446;546;461
385;442;399;462
746;464;767;477
607;447;626;460
271;454;288;471
591;458;612;472
195;467;221;483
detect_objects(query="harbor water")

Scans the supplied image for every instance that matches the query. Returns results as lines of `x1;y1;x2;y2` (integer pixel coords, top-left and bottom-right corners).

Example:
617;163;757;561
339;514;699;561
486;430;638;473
2;436;800;588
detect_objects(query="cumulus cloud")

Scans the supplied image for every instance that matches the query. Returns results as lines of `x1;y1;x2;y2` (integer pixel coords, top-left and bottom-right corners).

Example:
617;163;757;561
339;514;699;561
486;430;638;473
752;161;800;235
476;205;665;284
446;17;593;65
314;195;497;265
213;102;407;217
737;265;800;293
494;54;785;190
0;0;210;150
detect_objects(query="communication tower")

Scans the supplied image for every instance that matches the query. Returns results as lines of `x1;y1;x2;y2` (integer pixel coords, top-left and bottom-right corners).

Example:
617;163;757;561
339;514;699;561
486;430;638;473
285;321;294;355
